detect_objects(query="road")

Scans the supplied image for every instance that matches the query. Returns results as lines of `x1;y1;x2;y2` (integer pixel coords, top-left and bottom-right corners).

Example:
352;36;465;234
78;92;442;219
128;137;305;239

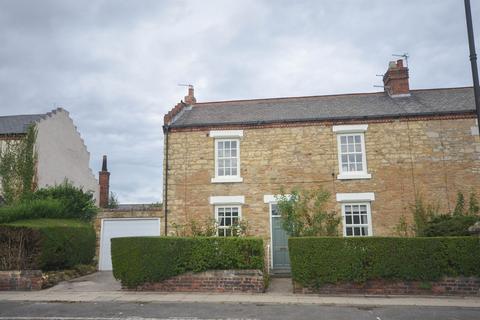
0;301;479;320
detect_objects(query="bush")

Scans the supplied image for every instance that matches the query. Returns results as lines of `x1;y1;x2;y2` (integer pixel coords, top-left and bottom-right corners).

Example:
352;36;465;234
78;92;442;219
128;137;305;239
0;199;64;224
111;237;264;287
0;181;98;224
32;181;97;221
276;188;340;237
423;215;480;237
0;219;96;271
289;237;480;288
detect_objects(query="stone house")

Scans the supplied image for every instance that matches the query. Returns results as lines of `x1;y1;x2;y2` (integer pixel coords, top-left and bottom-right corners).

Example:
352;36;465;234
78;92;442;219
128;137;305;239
0;108;99;203
163;60;480;271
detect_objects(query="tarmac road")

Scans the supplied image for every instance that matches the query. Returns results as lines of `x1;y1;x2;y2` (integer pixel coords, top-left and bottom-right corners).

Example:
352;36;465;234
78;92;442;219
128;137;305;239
0;301;480;320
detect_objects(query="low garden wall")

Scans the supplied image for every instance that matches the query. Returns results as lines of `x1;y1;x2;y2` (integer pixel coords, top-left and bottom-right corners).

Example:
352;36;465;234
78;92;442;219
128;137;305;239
111;236;264;292
294;277;480;296
289;237;480;296
133;269;264;293
0;270;43;291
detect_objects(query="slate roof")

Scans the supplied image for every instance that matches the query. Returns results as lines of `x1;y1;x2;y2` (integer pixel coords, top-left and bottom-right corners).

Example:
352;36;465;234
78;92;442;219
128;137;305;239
0;114;47;135
170;87;475;128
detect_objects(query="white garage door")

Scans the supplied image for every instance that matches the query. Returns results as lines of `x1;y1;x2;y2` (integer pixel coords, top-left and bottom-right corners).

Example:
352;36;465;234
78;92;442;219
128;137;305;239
99;218;161;271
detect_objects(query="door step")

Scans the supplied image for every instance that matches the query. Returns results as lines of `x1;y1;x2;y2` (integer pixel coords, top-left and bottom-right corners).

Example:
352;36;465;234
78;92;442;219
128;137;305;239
269;269;291;278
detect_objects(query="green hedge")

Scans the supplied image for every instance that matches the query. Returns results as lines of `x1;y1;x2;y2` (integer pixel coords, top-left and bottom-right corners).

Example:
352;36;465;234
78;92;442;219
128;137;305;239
289;237;480;288
0;182;98;224
112;237;264;287
0;219;96;271
0;199;64;224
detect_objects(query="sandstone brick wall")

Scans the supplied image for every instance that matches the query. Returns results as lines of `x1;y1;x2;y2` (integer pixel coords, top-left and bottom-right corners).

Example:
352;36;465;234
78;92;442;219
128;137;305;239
164;117;480;240
131;269;264;293
94;207;163;259
293;277;480;296
0;270;43;291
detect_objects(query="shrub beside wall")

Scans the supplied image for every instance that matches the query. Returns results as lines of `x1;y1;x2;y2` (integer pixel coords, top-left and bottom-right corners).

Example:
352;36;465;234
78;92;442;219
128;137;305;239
0;219;96;271
423;215;479;237
289;237;480;288
112;237;264;288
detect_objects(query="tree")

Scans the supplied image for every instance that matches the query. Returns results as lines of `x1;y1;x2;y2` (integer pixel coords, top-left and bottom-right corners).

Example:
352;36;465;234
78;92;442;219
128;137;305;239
276;188;340;237
468;191;479;216
453;191;466;216
410;194;439;237
106;192;119;209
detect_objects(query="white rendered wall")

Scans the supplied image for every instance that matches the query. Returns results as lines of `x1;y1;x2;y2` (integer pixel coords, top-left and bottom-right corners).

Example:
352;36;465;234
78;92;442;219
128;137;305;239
35;109;99;204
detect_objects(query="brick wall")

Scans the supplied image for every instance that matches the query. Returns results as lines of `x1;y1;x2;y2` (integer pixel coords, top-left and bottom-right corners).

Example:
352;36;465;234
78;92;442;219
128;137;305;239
131;269;264;293
0;270;43;291
164;117;480;240
293;277;480;296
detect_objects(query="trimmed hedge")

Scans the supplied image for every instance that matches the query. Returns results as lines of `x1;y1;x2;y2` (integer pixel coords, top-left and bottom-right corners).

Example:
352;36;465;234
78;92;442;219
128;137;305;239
112;237;264;287
0;219;96;271
289;237;480;288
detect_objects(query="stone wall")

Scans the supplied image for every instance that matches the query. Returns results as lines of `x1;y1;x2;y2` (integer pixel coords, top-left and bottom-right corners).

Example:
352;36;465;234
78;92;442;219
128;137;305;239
94;206;163;259
164;117;480;239
0;270;43;291
131;270;264;293
293;277;480;296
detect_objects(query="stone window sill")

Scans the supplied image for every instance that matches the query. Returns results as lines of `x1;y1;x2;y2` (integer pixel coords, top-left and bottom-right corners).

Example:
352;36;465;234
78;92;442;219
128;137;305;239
211;177;244;183
337;173;372;180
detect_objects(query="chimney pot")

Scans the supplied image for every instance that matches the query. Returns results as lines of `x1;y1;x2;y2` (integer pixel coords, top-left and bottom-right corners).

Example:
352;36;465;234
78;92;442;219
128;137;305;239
101;155;108;171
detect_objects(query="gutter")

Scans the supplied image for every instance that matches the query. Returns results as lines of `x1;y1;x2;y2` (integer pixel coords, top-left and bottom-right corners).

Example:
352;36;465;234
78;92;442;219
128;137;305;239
162;124;170;236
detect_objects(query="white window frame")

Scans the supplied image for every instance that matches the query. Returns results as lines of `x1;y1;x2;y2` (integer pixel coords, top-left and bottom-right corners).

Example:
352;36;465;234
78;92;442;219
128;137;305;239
341;202;373;237
215;205;242;237
333;124;371;180
210;130;243;183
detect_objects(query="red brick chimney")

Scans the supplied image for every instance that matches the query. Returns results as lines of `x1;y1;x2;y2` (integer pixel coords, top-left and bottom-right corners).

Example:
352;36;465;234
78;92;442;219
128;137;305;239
383;59;410;97
184;85;196;105
99;155;110;208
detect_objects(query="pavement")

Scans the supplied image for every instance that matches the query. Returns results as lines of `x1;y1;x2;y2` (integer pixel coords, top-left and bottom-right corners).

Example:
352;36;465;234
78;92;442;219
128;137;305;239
1;272;480;308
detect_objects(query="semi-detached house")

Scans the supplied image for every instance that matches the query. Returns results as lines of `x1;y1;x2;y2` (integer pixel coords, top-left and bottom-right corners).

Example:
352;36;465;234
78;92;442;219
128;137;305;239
163;59;480;271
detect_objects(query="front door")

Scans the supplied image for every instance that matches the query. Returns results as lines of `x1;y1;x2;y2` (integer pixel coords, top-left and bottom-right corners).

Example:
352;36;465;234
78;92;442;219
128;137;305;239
271;204;290;270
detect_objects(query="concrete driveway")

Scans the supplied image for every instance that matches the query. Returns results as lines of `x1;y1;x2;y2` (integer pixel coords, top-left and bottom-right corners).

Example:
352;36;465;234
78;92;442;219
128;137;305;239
47;271;121;292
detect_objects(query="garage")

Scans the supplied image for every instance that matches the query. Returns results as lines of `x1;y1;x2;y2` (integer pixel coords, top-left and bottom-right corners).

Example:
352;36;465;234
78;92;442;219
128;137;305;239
99;218;161;270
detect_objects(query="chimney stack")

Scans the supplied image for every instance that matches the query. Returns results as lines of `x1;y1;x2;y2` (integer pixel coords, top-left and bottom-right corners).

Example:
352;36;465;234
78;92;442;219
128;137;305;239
99;155;110;208
383;59;410;97
184;85;196;105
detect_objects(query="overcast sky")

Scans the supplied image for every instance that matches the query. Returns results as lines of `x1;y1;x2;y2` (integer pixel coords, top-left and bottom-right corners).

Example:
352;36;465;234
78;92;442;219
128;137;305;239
0;0;479;203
